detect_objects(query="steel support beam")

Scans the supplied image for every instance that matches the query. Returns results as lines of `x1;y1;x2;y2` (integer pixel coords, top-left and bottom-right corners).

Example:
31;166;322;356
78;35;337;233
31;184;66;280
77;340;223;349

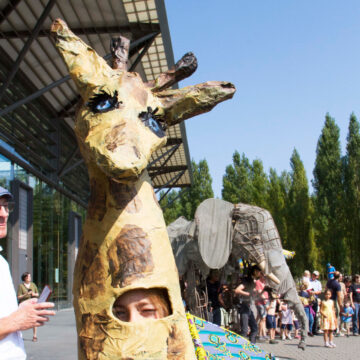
155;170;185;194
129;32;157;71
148;165;187;177
0;143;87;208
57;147;79;177
0;31;159;119
159;186;189;206
148;143;180;168
0;0;22;25
0;23;160;39
0;0;56;101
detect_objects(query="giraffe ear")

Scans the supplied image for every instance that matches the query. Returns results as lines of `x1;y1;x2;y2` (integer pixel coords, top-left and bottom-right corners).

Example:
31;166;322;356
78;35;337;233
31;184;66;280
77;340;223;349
51;19;112;98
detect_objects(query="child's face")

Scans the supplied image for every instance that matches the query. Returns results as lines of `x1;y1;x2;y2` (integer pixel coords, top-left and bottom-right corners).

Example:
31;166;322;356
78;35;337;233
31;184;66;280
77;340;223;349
324;291;331;300
345;302;350;308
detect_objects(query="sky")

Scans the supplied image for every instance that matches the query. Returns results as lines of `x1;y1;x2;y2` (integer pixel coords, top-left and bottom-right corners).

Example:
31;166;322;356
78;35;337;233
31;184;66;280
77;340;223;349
165;0;360;198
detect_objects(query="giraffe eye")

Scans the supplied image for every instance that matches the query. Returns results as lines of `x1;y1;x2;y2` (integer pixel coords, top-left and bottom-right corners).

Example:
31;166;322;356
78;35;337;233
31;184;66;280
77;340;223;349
87;90;121;113
139;107;166;138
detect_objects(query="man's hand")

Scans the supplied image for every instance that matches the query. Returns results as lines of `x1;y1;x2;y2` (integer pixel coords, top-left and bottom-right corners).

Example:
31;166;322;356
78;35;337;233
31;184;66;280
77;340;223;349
12;299;55;331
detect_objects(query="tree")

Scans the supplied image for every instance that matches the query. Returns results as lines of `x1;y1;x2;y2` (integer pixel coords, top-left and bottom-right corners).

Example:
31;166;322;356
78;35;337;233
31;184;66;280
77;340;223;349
250;159;268;208
287;149;317;275
222;151;252;203
267;168;289;248
159;189;182;225
343;113;360;272
179;159;214;220
313;114;346;270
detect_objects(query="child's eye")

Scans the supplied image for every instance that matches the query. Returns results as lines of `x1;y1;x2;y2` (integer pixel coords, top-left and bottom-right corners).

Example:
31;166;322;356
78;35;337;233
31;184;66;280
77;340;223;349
87;90;121;113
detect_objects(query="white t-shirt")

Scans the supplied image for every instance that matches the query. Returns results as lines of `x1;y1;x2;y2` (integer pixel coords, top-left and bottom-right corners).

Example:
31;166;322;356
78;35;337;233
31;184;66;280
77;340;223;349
0;255;26;359
309;279;322;295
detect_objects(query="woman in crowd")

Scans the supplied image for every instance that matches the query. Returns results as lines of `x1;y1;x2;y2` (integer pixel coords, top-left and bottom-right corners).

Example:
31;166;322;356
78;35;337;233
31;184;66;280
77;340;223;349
17;272;39;342
298;281;315;337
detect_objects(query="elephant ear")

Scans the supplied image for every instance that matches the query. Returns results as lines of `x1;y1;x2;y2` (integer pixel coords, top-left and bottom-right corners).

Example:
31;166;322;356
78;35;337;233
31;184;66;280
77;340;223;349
195;198;234;269
167;216;196;276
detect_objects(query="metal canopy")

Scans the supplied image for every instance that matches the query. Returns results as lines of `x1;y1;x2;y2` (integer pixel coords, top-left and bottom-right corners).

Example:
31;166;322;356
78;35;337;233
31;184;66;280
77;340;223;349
0;0;192;207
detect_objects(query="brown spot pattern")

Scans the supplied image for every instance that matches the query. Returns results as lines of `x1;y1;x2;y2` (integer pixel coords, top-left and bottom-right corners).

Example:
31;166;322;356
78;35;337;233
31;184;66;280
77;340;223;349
107;224;154;287
109;178;142;213
79;312;110;360
88;178;107;221
78;240;107;300
105;124;125;152
167;325;185;359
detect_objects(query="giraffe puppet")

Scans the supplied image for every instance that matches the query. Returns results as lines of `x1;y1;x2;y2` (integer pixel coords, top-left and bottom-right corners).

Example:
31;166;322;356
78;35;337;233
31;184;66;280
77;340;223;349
51;19;235;359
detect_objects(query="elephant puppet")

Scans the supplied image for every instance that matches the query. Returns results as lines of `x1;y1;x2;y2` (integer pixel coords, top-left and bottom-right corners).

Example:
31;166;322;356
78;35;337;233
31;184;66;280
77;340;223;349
231;202;308;350
50;19;235;359
168;199;308;350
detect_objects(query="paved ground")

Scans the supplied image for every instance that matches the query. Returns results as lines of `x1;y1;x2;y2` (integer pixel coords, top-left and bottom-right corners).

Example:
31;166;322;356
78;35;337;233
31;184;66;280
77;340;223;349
23;309;360;359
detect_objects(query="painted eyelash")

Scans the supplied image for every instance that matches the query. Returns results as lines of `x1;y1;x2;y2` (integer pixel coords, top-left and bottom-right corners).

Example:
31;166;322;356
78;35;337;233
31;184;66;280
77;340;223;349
87;90;122;113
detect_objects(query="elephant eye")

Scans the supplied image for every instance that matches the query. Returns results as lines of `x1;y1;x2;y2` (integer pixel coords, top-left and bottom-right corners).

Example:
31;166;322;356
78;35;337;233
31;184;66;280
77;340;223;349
139;107;166;138
87;90;122;113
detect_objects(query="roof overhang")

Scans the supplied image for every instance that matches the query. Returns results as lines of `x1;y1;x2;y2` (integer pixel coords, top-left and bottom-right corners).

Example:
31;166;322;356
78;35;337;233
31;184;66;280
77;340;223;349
0;0;192;207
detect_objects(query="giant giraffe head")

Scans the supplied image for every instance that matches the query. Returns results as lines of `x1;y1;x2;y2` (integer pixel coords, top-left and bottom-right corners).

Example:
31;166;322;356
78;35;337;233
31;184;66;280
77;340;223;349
51;19;235;181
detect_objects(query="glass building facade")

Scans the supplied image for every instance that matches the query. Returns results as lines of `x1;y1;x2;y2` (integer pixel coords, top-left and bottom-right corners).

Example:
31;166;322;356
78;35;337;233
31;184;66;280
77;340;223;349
0;153;86;309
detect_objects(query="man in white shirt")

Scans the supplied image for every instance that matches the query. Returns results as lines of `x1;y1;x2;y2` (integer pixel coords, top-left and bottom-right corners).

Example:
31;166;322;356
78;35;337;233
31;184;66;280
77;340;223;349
0;186;55;359
309;270;322;335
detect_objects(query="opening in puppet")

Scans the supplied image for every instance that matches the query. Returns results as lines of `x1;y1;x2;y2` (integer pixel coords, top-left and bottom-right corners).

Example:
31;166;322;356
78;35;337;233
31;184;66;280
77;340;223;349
113;288;172;322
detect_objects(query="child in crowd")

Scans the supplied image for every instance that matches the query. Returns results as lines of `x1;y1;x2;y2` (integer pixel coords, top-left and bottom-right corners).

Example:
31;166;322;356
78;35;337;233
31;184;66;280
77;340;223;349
280;301;293;340
292;310;301;339
341;301;354;337
320;289;337;348
266;291;279;344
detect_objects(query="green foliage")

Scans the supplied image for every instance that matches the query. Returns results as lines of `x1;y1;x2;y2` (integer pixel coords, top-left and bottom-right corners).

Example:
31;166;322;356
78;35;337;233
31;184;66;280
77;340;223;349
159;159;214;224
159;190;183;225
222;151;268;206
179;159;214;220
267;168;289;248
313;114;347;270
343;113;360;273
287;149;316;276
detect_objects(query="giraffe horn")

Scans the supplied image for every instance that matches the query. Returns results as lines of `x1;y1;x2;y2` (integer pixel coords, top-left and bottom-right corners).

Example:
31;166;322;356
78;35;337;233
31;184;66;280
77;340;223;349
50;18;112;98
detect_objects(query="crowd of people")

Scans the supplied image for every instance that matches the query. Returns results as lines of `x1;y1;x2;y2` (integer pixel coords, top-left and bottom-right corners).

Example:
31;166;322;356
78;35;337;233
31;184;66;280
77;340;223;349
205;264;360;349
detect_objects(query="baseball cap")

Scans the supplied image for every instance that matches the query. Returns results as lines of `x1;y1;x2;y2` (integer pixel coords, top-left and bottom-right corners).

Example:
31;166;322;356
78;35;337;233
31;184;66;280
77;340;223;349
0;186;13;200
313;270;319;276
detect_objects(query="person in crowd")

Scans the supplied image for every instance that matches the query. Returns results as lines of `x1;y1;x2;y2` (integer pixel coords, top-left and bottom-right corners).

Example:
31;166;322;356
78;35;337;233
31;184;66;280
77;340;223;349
309;270;322;335
0;186;55;359
17;272;39;342
218;283;232;328
343;276;352;304
327;263;336;281
254;273;268;341
280;300;293;340
326;270;343;335
320;289;337;348
265;290;279;344
292;310;301;339
299;281;315;336
206;270;221;326
302;270;311;286
112;288;171;322
235;265;261;343
350;274;360;336
341;300;354;337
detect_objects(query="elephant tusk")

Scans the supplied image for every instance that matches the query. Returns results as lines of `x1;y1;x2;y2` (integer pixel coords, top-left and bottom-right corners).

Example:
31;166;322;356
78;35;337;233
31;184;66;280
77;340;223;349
258;260;281;284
